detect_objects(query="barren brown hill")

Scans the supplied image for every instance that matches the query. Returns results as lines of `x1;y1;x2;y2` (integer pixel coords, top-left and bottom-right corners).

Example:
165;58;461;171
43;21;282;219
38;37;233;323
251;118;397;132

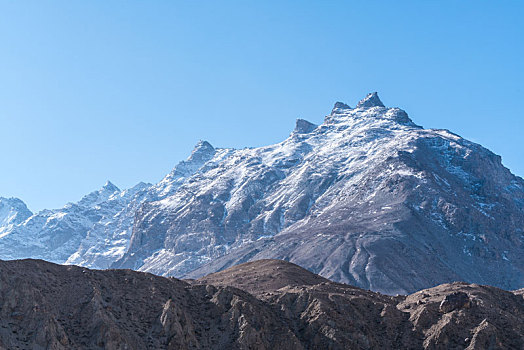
194;259;331;295
0;259;522;349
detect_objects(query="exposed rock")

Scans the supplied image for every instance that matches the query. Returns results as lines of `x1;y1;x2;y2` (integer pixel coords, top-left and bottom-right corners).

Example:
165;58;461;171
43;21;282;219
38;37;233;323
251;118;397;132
439;291;470;313
398;281;524;350
331;101;352;113
356;92;385;108
293;119;317;134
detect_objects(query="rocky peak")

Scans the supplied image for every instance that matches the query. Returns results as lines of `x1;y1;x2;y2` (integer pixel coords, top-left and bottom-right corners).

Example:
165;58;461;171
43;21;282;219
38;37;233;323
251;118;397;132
356;92;385;108
101;181;120;193
0;197;33;227
331;101;351;114
77;181;121;207
294;118;317;134
188;140;215;163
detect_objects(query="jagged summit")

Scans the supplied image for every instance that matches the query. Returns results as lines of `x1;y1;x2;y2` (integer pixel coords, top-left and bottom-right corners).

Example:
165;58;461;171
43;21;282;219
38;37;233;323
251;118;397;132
333;101;351;109
331;101;351;114
193;140;213;150
356;92;385;108
294;118;317;134
0;197;32;228
191;140;214;154
188;140;215;162
101;180;120;193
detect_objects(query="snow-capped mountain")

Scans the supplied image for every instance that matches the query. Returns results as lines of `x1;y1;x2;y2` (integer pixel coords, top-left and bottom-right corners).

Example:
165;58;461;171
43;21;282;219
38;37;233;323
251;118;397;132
66;142;217;268
110;92;523;294
1;92;522;294
0;181;134;264
0;140;225;268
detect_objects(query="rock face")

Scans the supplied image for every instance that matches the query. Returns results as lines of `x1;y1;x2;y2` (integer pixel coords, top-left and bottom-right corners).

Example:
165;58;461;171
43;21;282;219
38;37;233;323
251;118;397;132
0;259;522;350
355;91;385;108
1;92;523;295
118;93;524;294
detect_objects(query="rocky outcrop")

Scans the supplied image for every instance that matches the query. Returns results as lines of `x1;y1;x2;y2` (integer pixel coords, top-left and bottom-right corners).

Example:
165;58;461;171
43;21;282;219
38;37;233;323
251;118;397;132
439;291;470;313
1;259;522;349
355;91;385;108
398;282;524;349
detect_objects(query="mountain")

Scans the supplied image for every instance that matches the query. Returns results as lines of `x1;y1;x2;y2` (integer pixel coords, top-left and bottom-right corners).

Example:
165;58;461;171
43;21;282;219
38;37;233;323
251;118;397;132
0;140;224;269
0;259;522;349
0;182;150;266
1;92;522;295
114;92;523;294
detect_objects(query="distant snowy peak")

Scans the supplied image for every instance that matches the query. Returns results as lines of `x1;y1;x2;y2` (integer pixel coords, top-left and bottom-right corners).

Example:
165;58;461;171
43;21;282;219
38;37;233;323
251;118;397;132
0;197;32;228
0;178;153;265
77;181;121;207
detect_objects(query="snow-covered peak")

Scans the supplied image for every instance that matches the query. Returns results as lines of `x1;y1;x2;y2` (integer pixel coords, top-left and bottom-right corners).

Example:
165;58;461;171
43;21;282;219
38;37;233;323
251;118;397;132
356;92;385;108
77;181;121;207
324;93;417;128
0;197;32;227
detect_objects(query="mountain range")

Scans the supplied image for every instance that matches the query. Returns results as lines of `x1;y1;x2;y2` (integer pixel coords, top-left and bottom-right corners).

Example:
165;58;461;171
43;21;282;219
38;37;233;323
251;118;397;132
1;92;522;294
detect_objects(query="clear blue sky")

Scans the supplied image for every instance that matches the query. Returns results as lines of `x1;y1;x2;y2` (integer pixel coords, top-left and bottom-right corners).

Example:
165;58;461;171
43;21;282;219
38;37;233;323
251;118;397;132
1;1;522;212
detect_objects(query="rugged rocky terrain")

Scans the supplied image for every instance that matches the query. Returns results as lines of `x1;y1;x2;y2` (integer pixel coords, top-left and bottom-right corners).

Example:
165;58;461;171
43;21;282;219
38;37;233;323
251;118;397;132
0;259;522;349
1;92;523;294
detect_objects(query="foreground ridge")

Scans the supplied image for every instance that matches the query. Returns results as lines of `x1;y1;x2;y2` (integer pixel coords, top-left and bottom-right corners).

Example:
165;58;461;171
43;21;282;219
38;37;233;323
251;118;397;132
0;259;522;349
